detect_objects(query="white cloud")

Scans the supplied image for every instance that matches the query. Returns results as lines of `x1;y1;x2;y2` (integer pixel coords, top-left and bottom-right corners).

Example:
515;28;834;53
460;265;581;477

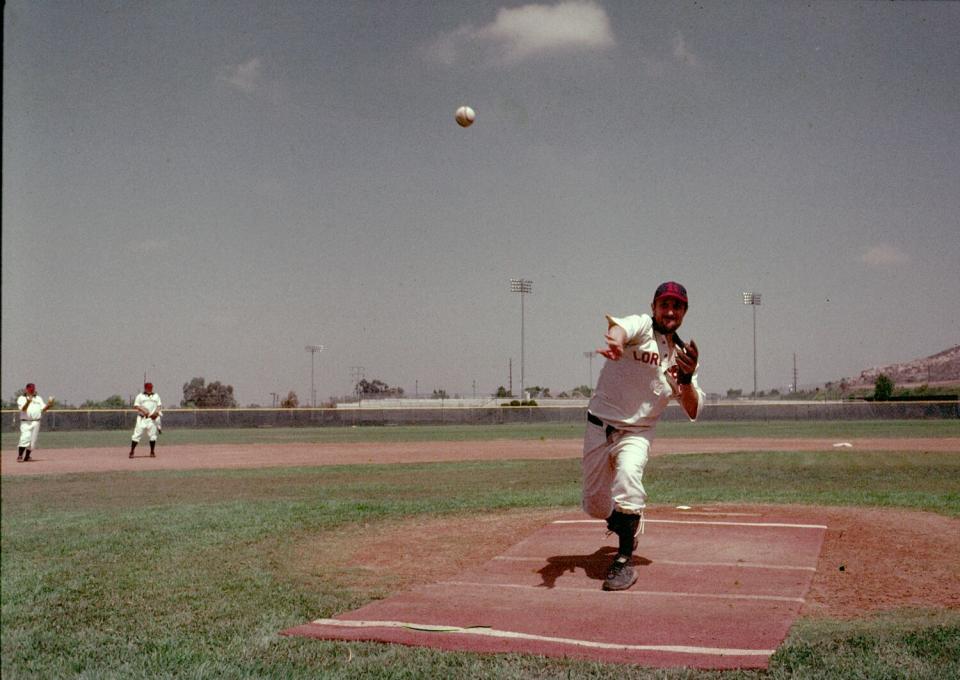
428;1;615;66
672;32;699;67
221;57;262;93
860;243;910;267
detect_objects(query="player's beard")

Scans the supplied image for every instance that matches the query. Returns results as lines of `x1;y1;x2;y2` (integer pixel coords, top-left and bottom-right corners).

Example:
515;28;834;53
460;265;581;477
652;318;678;335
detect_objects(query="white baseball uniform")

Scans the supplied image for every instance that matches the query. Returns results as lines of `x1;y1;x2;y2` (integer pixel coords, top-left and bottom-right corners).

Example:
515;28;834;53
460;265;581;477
582;313;704;519
132;391;162;443
17;394;47;449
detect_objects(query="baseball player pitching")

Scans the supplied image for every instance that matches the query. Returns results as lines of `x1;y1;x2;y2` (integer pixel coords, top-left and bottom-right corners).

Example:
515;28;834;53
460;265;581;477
16;383;55;462
129;382;162;458
582;281;704;591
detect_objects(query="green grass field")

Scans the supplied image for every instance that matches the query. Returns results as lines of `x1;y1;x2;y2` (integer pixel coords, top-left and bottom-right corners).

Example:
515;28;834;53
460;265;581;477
3;419;958;450
3;422;959;678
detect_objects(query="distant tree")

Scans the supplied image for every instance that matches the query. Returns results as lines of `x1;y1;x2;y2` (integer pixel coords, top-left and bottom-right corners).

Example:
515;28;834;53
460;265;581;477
570;385;593;398
432;389;448;399
280;391;299;408
495;386;512;398
356;378;404;398
80;395;127;409
726;388;743;399
181;377;238;408
874;374;894;401
182;377;205;406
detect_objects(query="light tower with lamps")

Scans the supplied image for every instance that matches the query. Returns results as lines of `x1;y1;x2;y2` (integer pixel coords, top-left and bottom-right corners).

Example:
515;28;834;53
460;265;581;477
583;351;595;388
305;344;325;407
509;278;533;397
741;292;761;397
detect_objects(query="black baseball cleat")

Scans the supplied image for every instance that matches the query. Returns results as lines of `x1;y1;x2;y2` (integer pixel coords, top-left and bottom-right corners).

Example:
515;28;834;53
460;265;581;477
17;454;23;462
603;555;638;591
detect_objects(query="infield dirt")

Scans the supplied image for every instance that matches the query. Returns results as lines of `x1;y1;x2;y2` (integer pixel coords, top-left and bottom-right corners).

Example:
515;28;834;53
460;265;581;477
3;436;958;476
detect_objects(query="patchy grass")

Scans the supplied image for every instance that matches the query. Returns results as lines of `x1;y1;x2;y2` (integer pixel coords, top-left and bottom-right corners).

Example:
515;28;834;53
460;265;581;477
3;444;959;677
2;419;958;451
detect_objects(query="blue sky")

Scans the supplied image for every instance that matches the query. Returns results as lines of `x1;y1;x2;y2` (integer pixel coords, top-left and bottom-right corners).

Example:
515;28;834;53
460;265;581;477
3;1;958;405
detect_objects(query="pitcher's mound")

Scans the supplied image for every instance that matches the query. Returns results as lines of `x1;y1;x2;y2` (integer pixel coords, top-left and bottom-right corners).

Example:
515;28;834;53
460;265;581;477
283;507;827;669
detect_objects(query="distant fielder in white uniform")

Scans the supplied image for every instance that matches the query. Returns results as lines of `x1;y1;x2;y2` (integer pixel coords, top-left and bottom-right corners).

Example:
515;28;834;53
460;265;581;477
17;382;55;462
130;382;162;458
583;281;704;591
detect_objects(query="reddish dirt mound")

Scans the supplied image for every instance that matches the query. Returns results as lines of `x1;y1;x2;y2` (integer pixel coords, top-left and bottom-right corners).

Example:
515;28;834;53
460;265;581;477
285;504;960;620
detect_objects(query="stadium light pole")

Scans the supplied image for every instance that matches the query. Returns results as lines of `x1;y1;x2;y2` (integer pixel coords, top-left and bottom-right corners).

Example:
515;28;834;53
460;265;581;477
583;351;595;387
742;292;761;397
510;278;533;397
305;344;325;407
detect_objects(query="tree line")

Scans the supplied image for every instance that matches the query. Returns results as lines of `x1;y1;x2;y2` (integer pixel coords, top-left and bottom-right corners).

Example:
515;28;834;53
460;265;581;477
3;376;605;410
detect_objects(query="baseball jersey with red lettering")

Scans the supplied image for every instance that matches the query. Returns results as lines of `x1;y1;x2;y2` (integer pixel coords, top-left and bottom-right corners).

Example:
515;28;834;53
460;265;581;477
587;313;704;429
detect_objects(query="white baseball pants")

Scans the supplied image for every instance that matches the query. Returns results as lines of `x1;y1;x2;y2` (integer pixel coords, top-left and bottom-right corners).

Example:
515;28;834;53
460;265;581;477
581;423;653;519
19;421;41;449
132;416;159;443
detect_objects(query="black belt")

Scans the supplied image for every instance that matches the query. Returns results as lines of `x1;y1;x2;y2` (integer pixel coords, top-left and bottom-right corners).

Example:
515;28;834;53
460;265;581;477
586;412;617;439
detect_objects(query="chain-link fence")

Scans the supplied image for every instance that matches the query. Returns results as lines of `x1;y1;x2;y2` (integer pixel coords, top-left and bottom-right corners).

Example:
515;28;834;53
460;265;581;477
2;400;957;433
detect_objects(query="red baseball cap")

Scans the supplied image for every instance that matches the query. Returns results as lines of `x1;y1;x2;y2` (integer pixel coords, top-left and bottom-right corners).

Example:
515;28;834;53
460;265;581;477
144;382;153;391
653;281;688;305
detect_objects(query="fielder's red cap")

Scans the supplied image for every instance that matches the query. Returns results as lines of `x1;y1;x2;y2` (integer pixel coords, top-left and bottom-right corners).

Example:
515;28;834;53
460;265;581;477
653;281;688;305
144;382;153;391
25;382;36;391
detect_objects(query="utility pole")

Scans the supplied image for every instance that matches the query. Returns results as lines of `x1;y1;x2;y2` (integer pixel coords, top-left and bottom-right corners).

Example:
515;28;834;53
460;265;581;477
510;278;533;397
742;292;762;396
305;344;325;407
793;353;798;394
350;366;365;404
583;351;595;387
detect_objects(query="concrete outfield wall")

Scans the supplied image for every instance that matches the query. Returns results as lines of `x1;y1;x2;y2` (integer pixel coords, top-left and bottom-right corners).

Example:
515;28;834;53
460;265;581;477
2;401;958;433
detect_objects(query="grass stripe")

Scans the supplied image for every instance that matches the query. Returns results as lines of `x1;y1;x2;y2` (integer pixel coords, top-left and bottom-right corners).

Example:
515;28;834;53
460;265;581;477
3;419;958;450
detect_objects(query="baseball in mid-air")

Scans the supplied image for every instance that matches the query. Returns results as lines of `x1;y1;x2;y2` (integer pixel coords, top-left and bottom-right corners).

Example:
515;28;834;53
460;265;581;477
455;105;476;128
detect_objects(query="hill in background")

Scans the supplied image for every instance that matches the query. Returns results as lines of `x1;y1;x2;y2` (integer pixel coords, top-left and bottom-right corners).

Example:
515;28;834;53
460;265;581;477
845;345;960;389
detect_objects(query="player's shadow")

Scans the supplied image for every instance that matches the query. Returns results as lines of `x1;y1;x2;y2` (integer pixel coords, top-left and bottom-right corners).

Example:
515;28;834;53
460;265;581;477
536;547;651;588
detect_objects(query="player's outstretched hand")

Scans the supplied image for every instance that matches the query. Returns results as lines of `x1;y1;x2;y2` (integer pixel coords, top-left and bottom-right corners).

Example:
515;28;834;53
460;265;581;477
598;332;625;361
676;339;699;383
